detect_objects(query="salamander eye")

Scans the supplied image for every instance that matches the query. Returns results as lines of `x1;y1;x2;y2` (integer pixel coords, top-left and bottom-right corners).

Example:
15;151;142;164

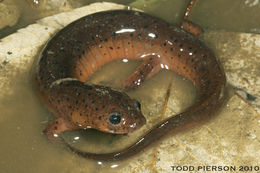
109;112;121;125
134;99;141;111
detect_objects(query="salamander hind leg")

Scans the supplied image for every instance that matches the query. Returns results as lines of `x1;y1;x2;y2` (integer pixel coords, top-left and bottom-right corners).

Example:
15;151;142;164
177;0;203;36
177;19;203;36
43;117;79;142
123;57;161;91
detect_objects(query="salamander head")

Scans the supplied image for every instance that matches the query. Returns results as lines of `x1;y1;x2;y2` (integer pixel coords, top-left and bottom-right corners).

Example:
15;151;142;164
83;85;146;134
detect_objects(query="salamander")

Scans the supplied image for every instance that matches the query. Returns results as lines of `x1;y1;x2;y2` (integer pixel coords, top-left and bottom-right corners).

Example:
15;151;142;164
34;1;226;161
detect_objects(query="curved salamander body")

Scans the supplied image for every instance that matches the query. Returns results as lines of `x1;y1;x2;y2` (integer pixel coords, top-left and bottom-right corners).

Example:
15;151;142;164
35;10;226;160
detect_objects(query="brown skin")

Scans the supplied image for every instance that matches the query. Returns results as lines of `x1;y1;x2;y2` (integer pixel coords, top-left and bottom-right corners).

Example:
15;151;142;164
177;19;204;36
36;80;145;136
35;10;226;161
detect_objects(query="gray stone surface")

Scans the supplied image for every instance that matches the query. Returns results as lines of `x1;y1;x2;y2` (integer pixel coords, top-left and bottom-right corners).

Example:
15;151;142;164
0;0;20;29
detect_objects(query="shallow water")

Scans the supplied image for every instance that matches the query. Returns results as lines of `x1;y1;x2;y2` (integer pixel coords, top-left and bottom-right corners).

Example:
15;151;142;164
0;0;259;172
0;58;195;172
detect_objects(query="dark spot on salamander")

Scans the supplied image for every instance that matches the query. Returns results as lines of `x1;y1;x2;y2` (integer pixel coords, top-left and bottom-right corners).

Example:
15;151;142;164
76;47;81;51
202;55;207;58
153;19;158;24
109;46;113;50
201;61;207;66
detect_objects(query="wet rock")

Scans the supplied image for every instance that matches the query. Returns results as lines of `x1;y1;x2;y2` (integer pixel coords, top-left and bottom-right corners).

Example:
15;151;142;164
25;0;76;18
0;0;20;29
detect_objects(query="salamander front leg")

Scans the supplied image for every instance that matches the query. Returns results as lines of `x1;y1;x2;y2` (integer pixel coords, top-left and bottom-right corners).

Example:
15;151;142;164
123;57;161;90
43;117;79;142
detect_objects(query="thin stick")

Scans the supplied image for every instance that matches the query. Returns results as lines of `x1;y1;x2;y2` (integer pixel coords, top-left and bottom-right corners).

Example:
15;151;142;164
161;79;173;120
183;0;197;20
